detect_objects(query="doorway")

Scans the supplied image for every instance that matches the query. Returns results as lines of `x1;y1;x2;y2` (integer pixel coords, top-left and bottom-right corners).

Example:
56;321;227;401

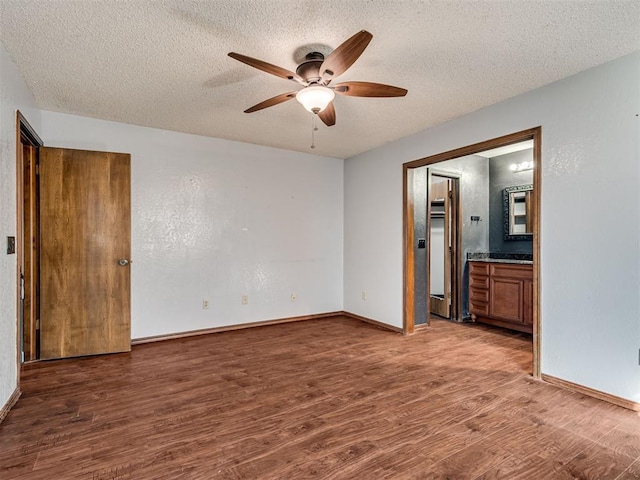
16;114;132;363
412;170;461;328
428;173;459;322
16;112;43;363
403;127;541;378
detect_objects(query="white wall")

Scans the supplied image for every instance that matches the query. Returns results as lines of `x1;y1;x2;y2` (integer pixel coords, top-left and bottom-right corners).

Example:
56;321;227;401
39;112;344;339
0;42;41;408
344;51;640;403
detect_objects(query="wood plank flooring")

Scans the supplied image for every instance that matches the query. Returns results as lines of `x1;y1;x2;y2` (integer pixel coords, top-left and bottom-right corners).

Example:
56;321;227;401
1;316;639;479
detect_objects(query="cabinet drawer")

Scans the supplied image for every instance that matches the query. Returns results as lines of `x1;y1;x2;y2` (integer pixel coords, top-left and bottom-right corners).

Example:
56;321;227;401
469;275;489;289
490;263;533;280
470;288;489;302
469;262;490;275
469;300;489;317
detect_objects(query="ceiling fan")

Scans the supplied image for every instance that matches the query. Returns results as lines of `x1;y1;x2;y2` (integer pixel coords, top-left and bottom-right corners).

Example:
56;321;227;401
228;30;407;127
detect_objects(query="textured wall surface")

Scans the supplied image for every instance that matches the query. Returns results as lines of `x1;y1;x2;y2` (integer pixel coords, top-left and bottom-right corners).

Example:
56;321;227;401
0;42;40;409
39;112;344;339
411;166;428;325
344;51;640;402
489;149;534;253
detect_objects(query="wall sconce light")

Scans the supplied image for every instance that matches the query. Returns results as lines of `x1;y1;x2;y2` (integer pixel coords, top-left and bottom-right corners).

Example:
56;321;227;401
509;161;534;172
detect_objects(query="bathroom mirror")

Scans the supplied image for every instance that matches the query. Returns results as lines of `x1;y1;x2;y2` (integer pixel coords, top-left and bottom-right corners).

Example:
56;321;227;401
503;184;533;241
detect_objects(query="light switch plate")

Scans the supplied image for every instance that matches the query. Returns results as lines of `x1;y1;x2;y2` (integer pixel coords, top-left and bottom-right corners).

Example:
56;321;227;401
6;236;15;254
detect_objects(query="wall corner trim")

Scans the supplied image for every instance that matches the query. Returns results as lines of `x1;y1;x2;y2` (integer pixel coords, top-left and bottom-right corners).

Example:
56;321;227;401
132;311;404;346
541;374;639;412
342;311;404;334
131;312;343;345
0;388;21;424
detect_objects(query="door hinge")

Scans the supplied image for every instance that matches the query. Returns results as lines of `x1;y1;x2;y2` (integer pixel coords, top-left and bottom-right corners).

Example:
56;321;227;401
19;273;25;301
36;318;40;330
447;292;452;299
35;163;40;175
448;191;453;198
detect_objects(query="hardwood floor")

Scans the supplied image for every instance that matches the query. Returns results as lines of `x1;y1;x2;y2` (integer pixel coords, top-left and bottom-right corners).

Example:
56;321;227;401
1;316;639;479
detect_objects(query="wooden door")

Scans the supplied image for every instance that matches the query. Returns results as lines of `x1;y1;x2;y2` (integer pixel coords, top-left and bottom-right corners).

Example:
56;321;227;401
39;147;131;359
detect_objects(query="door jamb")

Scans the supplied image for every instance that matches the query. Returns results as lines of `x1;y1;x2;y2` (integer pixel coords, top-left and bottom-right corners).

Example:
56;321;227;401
427;171;461;324
403;127;542;379
16;111;43;376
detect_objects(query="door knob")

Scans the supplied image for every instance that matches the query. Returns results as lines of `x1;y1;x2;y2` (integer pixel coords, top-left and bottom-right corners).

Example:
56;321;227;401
118;259;130;266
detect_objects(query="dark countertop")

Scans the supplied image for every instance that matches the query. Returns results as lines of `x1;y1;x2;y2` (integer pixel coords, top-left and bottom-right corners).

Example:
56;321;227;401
468;258;533;265
467;252;533;265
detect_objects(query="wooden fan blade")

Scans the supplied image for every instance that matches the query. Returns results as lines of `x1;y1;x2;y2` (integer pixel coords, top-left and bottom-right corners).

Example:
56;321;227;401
244;92;297;113
320;30;373;79
318;102;336;127
333;81;408;97
228;52;304;84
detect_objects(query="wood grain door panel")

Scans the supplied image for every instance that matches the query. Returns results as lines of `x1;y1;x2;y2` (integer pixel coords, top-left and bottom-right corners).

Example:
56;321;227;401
489;277;523;323
39;147;131;359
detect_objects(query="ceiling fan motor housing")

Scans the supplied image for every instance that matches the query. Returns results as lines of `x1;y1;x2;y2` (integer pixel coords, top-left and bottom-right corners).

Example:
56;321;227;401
296;52;325;84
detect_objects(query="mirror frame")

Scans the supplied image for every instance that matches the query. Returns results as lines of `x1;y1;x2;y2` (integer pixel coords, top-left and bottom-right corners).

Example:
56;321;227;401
503;184;533;241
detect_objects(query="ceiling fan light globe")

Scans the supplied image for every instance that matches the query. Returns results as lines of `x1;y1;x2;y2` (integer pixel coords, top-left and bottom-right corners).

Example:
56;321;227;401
296;86;335;114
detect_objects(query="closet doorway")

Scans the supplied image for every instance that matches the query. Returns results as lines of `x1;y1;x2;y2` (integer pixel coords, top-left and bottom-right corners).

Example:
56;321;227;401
427;173;460;323
15;112;132;365
16;112;43;363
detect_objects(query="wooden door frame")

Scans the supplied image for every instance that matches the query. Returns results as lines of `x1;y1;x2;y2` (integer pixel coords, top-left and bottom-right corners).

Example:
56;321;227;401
426;171;461;323
403;127;542;378
16;111;44;373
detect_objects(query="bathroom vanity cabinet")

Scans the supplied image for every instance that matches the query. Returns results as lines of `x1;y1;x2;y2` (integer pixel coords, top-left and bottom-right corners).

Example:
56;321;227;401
469;260;533;334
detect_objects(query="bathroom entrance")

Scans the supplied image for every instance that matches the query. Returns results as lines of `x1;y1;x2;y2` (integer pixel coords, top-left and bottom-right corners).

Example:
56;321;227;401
403;127;541;377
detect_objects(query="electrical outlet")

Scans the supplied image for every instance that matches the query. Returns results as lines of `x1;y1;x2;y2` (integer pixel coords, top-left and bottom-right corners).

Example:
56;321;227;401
361;291;367;301
241;295;248;305
202;300;209;309
291;293;297;302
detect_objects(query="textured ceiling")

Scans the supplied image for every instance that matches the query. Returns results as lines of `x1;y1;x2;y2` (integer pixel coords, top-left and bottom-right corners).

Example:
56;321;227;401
1;1;639;159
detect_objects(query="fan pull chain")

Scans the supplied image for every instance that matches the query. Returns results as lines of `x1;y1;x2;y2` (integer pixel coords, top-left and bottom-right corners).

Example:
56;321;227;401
310;115;318;149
